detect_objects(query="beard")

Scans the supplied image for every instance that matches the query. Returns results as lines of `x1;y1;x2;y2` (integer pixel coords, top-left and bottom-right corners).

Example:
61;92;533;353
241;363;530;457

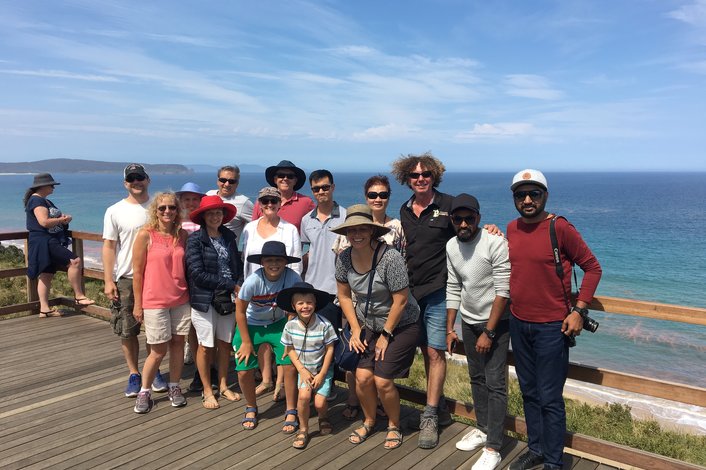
456;227;477;242
515;197;547;219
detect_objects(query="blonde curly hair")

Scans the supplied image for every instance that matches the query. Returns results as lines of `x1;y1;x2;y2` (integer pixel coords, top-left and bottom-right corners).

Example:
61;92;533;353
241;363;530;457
144;192;182;244
390;151;446;188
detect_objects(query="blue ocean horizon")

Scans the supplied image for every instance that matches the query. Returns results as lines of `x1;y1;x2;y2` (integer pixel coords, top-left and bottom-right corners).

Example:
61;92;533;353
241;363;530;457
1;170;705;388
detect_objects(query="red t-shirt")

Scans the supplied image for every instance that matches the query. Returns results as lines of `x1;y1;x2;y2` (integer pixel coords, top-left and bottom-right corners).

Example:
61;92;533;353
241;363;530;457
507;216;602;323
252;192;315;233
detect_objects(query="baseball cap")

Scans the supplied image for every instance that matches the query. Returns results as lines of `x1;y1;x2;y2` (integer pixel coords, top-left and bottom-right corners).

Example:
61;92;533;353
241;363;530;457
124;163;148;180
451;193;480;214
511;169;548;191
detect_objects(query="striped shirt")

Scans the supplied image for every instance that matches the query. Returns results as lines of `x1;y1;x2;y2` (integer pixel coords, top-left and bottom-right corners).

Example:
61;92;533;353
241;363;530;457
281;314;337;374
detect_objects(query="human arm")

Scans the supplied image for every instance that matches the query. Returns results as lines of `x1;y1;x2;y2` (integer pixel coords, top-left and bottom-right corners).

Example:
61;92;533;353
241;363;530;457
102;239;118;300
32;205;71;229
234;297;255;365
482;223;504;237
131;229;149;323
337;281;367;352
476;296;508;353
311;342;334;389
376;288;408;361
445;244;461;354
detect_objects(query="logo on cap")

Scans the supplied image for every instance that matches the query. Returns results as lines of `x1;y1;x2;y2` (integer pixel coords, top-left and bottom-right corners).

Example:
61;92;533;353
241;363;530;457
522;172;532;180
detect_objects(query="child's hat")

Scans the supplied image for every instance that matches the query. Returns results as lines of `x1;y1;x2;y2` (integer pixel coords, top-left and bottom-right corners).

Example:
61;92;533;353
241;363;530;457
276;281;332;313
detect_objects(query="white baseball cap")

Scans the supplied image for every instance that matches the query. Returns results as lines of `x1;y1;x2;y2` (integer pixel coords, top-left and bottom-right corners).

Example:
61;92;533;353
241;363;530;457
511;169;548;191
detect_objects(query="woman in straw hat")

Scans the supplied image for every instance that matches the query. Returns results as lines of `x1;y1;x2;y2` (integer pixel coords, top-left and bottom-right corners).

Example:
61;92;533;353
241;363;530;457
23;173;94;317
185;195;243;409
333;204;420;450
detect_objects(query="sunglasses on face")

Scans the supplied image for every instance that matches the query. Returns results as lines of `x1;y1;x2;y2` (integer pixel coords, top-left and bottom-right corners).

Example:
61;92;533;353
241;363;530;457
218;177;238;185
513;189;544;201
409;170;432;180
366;191;390;200
157;205;177;212
311;184;332;193
276;173;296;180
125;174;146;183
259;197;280;206
451;214;477;225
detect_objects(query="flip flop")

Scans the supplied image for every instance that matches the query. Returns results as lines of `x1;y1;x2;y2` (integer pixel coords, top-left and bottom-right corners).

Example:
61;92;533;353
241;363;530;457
255;381;274;396
342;403;361;421
202;394;220;410
241;406;258;430
349;422;374;445
292;431;310;449
220;388;241;401
282;409;299;434
39;309;63;318
74;297;95;307
384;426;403;450
318;417;333;436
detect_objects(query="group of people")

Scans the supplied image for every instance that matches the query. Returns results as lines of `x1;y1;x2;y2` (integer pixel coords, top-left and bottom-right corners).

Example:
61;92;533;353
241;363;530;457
25;153;602;469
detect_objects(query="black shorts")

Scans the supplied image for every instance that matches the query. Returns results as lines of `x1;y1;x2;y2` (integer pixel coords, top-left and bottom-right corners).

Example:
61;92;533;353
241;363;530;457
357;322;420;379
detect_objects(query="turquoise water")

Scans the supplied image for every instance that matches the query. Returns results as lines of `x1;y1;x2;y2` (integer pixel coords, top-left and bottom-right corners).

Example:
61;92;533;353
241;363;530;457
2;171;705;387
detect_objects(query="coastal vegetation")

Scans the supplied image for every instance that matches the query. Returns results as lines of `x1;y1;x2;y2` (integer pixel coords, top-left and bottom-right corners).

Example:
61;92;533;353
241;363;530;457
1;243;704;466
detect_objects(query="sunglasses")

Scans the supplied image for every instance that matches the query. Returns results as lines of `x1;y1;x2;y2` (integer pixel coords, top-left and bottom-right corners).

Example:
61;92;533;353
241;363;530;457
218;177;238;185
311;184;331;193
157;205;177;212
513;189;544;201
276;173;296;180
409;170;432;179
259;197;280;206
451;214;477;225
366;191;390;200
125;174;146;183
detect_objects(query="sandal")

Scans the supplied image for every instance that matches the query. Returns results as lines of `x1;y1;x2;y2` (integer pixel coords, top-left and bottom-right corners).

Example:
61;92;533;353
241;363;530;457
74;297;95;307
255;381;274;396
241;406;258;430
349;422;375;445
292;431;310;449
282;409;299;434
384;426;403;450
39;309;63;318
318;417;333;435
220;388;241;401
342;403;361;421
202;394;220;410
273;382;284;402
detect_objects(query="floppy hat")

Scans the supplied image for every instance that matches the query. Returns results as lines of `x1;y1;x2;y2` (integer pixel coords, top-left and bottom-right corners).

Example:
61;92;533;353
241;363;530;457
257;186;281;200
511;169;548;191
30;173;60;190
246;240;301;265
451;193;480;214
124;163;149;180
276;281;333;314
189;195;237;225
265;160;306;191
331;204;391;239
176;182;205;197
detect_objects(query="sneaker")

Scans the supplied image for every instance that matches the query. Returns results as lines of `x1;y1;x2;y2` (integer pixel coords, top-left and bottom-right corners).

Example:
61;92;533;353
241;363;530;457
189;370;204;392
183;342;194;365
134;390;153;414
509;450;544;470
152;371;168;393
456;428;487;451
124;373;141;398
168;385;187;407
326;384;339;403
410;405;453;429
472;448;502;470
418;413;439;449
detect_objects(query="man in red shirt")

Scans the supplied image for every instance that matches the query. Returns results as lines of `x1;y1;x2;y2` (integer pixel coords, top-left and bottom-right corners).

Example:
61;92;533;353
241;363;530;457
506;169;602;470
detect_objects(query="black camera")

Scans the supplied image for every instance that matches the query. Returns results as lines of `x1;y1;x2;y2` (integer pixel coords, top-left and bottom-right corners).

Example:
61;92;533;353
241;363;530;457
568;307;599;347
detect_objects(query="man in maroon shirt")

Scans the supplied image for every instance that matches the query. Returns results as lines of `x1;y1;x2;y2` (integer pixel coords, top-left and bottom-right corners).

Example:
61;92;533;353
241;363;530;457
506;169;602;470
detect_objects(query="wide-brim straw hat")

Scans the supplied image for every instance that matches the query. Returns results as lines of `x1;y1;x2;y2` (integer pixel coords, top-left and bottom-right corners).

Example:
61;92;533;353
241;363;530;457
331;204;391;239
276;281;333;314
265;160;306;191
189;195;236;225
246;240;301;265
30;173;61;190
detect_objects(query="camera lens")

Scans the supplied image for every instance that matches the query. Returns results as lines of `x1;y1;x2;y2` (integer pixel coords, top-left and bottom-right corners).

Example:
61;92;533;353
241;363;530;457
583;316;599;333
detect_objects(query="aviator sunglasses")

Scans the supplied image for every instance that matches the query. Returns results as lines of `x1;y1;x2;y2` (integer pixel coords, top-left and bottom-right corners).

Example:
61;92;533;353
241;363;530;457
513;189;544;201
451;214;477;225
409;170;432;179
366;191;390;200
218;177;238;185
260;197;280;205
157;204;177;212
311;184;332;193
125;174;146;183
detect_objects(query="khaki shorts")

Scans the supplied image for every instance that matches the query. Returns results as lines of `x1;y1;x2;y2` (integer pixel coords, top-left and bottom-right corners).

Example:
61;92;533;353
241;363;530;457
109;278;141;339
143;302;191;344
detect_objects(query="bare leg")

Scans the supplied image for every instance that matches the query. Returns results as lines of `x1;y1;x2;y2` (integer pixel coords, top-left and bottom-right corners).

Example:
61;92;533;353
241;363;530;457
66;258;88;300
297;385;312;433
425;346;446;408
168;335;185;385
258;343;274;384
197;344;216;400
141;342;168;389
122;336;140;375
350;367;376;443
37;273;53;312
283;364;299;432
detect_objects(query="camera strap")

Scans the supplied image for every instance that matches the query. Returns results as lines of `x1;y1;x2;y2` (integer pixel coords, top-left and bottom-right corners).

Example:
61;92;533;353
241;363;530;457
549;215;578;315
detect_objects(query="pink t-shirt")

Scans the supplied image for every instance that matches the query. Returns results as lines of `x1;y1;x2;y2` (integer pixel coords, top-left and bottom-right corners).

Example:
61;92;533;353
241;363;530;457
142;230;189;309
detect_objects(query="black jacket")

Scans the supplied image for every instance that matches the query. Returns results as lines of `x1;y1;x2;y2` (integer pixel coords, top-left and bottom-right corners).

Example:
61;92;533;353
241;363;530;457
186;226;242;313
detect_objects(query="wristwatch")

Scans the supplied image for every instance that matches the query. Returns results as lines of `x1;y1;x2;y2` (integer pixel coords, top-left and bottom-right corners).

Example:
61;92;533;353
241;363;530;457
482;327;496;340
572;306;589;317
381;328;394;339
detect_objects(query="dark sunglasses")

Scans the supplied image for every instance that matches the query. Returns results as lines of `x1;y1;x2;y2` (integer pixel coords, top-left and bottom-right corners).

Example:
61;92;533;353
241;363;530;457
218;177;238;185
311;184;332;193
513;189;544;201
451;214;477;225
259;197;280;205
157;205;177;212
409;170;432;179
366;191;390;200
276;173;296;180
125;174;146;183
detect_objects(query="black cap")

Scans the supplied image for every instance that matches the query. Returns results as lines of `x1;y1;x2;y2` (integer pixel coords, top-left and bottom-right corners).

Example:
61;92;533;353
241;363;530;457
451;193;480;214
124;163;148;180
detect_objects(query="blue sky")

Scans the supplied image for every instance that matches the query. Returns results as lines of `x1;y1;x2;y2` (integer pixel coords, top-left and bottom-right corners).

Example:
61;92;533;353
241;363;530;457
1;0;705;171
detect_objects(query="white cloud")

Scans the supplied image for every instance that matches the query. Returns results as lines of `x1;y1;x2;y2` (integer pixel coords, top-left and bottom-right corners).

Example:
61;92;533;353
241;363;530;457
456;122;535;140
668;0;706;27
0;68;122;82
352;123;417;141
504;74;564;100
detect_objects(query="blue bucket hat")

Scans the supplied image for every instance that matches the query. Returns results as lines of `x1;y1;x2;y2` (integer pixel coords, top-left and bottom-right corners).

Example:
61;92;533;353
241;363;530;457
176;182;205;197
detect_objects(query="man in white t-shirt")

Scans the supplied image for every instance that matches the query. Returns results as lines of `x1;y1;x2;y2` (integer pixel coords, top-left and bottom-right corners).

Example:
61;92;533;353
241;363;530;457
206;165;254;241
102;164;167;397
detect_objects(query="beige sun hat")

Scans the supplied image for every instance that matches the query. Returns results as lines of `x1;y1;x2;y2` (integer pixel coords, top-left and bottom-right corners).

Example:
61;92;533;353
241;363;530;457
331;204;391;239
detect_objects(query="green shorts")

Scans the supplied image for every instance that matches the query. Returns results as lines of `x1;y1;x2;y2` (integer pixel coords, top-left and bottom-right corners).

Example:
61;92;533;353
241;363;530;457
232;317;292;371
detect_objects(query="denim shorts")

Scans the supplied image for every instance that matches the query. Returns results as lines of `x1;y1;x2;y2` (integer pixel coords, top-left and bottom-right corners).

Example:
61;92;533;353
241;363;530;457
417;288;447;350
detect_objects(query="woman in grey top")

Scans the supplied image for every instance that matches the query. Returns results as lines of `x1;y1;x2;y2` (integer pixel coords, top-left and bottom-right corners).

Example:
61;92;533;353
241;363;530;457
334;204;420;450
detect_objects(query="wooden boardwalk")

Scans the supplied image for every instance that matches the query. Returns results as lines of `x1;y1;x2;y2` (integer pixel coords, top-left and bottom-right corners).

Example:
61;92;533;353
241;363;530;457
0;314;620;470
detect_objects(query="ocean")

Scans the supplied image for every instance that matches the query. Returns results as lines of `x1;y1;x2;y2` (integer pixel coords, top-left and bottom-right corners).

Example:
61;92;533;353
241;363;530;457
2;171;705;429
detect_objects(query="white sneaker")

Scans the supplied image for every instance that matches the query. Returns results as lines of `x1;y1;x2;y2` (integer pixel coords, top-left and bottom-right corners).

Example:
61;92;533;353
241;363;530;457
456;428;487;451
471;448;501;470
183;343;194;365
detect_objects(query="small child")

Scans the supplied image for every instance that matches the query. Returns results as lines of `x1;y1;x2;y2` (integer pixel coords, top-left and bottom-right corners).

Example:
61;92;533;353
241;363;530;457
277;282;337;449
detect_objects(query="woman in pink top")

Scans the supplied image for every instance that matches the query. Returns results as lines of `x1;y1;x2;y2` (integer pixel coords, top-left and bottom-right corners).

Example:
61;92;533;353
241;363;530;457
131;192;191;414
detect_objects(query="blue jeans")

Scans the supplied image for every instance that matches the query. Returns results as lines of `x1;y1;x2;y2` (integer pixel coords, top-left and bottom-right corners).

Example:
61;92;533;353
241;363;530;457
417;288;447;350
510;316;569;468
462;319;509;450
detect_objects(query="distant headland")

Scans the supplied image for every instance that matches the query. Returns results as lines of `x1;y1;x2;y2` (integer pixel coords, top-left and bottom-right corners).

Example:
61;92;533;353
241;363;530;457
0;158;192;175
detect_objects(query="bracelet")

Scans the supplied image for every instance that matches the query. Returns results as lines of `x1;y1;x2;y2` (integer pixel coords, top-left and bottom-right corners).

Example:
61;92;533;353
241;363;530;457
446;330;456;336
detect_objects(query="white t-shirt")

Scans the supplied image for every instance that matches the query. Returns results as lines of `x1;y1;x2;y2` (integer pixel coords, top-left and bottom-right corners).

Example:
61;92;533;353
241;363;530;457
206;190;254;241
102;198;150;280
241;218;302;279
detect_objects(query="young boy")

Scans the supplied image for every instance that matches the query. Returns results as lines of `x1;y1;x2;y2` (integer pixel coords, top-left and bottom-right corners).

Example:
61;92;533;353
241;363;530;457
277;282;337;449
233;241;302;433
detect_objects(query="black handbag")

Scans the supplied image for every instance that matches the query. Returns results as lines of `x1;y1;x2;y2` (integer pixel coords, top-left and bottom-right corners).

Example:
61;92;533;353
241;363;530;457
211;289;235;316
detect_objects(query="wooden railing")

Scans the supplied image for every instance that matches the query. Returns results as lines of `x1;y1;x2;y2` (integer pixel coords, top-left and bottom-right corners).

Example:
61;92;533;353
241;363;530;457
1;230;704;470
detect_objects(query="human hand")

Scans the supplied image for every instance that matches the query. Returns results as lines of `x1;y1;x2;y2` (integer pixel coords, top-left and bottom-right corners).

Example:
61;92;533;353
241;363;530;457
483;224;504;237
475;333;492;354
310;372;324;390
446;331;459;354
562;311;583;337
300;368;314;389
235;342;255;365
350;329;367;353
375;336;389;361
132;306;143;323
104;281;118;301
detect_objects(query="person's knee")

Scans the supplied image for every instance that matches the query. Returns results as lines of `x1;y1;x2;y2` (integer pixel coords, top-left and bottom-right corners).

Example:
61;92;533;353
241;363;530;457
149;343;169;359
68;257;81;269
356;371;375;388
374;377;395;394
427;347;447;364
298;388;312;403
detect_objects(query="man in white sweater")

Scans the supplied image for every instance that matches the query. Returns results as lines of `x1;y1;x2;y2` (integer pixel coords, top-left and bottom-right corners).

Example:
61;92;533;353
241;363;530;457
445;193;511;470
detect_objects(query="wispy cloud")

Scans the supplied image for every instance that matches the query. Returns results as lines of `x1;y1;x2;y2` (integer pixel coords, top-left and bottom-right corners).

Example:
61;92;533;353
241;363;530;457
456;122;535;140
504;74;564;100
668;0;706;27
352;123;418;141
0;68;121;82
